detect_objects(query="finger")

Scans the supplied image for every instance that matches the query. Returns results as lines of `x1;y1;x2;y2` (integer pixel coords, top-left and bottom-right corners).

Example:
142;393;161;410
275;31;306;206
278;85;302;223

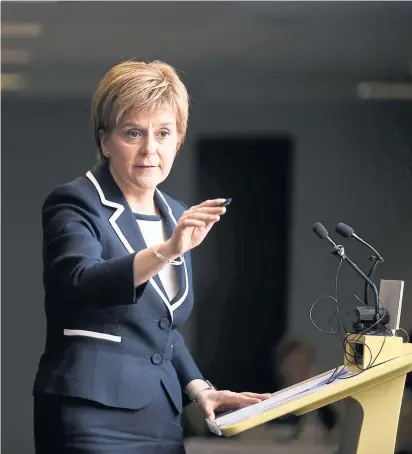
229;399;260;409
240;392;272;400
237;396;261;404
192;199;227;210
178;219;206;229
180;212;221;223
189;206;226;215
217;393;261;406
201;222;217;235
204;403;215;420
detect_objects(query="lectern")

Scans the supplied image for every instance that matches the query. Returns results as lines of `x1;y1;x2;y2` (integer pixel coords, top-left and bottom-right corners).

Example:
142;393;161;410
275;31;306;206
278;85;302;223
207;332;412;454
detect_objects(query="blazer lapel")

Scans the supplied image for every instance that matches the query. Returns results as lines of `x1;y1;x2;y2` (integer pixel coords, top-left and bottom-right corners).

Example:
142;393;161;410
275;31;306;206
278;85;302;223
86;165;144;254
154;189;189;312
85;165;188;319
86;165;173;318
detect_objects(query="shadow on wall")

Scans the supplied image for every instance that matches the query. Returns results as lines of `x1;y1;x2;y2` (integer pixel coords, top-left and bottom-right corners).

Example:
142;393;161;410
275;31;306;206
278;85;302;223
191;135;294;393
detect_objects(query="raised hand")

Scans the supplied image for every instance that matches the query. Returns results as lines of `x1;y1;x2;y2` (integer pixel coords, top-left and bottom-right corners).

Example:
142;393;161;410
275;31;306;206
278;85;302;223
168;198;227;256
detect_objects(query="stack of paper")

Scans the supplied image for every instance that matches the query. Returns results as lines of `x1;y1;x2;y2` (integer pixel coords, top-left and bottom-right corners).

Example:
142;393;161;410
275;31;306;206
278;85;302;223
206;366;354;435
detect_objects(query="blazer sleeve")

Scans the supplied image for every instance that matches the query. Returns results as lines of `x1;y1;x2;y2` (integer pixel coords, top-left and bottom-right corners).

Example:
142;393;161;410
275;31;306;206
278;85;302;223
169;201;205;395
43;183;147;308
172;329;205;405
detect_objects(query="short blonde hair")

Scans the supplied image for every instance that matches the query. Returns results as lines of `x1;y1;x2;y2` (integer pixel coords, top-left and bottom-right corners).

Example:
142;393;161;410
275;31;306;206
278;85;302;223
91;60;190;166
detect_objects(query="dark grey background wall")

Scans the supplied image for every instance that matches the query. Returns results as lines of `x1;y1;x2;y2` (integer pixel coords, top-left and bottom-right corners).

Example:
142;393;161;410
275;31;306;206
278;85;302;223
189;97;412;373
2;2;412;452
3;94;412;453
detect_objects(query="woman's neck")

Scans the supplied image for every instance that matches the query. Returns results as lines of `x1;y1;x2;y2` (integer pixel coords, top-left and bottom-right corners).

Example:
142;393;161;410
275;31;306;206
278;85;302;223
109;168;158;215
124;191;158;215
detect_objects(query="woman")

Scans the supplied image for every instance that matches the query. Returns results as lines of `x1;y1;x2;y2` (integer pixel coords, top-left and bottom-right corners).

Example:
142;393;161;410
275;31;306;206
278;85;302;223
32;60;270;454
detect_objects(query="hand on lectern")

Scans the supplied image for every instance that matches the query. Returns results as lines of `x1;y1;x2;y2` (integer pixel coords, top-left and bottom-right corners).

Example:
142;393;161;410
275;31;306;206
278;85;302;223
195;389;271;420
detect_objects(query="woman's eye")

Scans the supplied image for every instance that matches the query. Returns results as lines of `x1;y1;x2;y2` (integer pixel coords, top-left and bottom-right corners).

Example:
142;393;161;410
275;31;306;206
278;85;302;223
159;130;170;138
127;130;140;138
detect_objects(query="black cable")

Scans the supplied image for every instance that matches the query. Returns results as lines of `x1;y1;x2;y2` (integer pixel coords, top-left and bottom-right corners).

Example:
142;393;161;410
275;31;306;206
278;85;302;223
335;311;392;382
310;256;393;386
309;258;343;335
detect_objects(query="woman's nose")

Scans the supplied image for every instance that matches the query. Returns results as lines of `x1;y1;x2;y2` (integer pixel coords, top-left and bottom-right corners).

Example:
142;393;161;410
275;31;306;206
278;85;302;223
140;135;157;155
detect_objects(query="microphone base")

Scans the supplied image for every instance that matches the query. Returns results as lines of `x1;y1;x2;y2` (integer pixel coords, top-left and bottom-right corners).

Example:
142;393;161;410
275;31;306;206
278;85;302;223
352;306;390;334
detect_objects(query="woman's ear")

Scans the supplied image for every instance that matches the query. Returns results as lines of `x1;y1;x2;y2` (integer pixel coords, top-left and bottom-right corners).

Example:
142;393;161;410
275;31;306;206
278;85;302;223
176;135;184;153
99;129;109;157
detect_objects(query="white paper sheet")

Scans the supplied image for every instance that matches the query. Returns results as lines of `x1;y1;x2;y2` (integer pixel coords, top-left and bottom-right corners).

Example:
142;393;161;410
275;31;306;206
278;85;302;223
210;366;354;429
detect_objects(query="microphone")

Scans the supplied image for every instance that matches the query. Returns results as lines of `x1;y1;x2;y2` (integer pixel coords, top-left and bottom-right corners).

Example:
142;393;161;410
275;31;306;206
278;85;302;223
336;222;384;309
312;222;388;332
312;222;344;254
335;222;384;263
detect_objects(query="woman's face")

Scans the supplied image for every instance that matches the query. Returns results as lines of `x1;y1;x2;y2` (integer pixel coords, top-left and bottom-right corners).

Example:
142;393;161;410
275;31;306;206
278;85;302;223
100;105;181;193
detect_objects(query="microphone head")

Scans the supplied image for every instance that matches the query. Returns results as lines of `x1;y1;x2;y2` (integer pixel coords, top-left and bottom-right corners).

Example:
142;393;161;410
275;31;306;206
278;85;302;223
312;222;329;239
336;222;354;238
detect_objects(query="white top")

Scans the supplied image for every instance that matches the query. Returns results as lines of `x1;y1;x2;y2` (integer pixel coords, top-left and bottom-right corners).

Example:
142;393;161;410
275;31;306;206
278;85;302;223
135;214;179;301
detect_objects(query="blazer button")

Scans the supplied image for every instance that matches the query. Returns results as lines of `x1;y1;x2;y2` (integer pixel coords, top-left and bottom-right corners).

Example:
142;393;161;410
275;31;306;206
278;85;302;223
159;318;170;330
151;353;162;365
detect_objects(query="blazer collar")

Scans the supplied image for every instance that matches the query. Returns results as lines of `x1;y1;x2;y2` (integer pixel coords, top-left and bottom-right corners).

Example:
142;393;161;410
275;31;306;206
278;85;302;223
86;164;188;320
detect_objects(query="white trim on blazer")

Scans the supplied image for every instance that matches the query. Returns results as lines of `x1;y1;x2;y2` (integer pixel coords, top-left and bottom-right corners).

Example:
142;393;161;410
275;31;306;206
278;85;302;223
63;329;121;342
86;171;188;320
155;188;189;312
86;171;133;252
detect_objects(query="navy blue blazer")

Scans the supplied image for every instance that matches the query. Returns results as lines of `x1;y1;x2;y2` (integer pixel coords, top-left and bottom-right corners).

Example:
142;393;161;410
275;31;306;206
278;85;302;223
33;164;204;414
